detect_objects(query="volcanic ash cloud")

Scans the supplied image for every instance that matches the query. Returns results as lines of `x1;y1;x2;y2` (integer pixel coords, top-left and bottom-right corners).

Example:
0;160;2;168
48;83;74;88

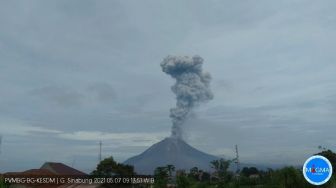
160;55;213;139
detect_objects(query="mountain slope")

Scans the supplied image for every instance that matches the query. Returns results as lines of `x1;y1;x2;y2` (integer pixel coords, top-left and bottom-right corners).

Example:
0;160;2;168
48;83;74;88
124;137;219;174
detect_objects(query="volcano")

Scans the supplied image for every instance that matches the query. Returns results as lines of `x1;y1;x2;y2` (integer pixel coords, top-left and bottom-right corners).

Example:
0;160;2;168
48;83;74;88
124;137;219;174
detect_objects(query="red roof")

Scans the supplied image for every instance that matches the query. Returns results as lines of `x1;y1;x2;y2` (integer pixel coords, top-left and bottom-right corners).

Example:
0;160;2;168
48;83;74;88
40;162;87;176
23;169;55;175
4;169;54;176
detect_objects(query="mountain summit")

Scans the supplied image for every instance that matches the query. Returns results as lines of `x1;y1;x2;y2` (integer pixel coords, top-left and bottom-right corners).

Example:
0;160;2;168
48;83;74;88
124;137;219;174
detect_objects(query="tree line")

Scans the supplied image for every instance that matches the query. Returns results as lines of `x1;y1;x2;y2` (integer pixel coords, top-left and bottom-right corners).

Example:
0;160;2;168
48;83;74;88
88;148;336;187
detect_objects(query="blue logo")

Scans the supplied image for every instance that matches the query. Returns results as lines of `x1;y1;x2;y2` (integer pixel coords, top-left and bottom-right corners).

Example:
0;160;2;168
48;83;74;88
303;155;333;185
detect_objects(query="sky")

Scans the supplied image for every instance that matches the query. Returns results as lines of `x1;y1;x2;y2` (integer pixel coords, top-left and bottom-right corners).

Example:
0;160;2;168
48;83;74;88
0;0;336;173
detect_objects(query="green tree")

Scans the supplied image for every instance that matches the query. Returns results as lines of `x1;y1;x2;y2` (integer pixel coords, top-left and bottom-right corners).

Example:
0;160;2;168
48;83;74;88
189;167;199;180
0;177;10;188
210;158;232;187
199;171;211;183
241;167;259;177
176;173;192;188
211;158;231;177
166;164;175;181
275;167;306;188
316;149;336;174
154;166;169;188
91;156;135;176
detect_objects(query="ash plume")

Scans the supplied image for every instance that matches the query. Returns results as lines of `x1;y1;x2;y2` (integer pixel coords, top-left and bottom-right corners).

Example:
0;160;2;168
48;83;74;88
160;55;213;139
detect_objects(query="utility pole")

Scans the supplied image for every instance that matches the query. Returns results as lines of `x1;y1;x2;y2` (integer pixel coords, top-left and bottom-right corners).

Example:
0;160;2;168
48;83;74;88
71;156;76;168
0;135;2;154
99;140;102;162
234;144;240;173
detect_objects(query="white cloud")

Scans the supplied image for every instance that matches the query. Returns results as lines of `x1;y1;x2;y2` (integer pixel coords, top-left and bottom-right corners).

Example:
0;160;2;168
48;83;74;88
0;118;61;136
57;131;167;147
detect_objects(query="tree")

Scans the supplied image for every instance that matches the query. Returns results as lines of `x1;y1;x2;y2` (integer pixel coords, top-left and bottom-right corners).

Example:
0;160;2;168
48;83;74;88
154;166;169;188
210;158;232;187
189;167;199;180
91;156;135;176
0;177;10;188
199;171;211;182
241;167;259;177
241;167;249;177
211;158;231;177
276;167;305;188
166;164;175;180
316;149;336;174
176;173;192;188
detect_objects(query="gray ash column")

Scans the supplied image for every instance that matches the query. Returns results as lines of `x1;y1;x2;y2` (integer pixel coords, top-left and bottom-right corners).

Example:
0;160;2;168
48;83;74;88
160;55;213;139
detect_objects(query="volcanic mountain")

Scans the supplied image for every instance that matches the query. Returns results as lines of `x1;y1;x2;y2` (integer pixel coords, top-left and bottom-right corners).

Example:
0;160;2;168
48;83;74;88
124;137;219;174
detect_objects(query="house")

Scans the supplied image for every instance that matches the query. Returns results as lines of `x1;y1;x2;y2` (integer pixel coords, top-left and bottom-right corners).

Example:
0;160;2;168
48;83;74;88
5;169;55;176
3;162;96;188
40;162;87;176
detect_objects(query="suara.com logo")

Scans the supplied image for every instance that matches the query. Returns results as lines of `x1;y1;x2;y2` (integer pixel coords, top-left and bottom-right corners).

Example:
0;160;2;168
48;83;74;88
303;155;333;185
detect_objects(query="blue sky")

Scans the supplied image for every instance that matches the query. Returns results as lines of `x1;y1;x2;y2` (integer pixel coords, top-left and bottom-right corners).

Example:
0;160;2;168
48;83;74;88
0;0;336;173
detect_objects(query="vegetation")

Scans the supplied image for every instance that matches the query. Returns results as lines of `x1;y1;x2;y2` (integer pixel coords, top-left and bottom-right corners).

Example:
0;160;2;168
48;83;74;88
152;149;336;188
91;156;135;176
91;149;336;187
153;166;169;188
317;146;336;174
176;171;193;188
0;176;9;188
